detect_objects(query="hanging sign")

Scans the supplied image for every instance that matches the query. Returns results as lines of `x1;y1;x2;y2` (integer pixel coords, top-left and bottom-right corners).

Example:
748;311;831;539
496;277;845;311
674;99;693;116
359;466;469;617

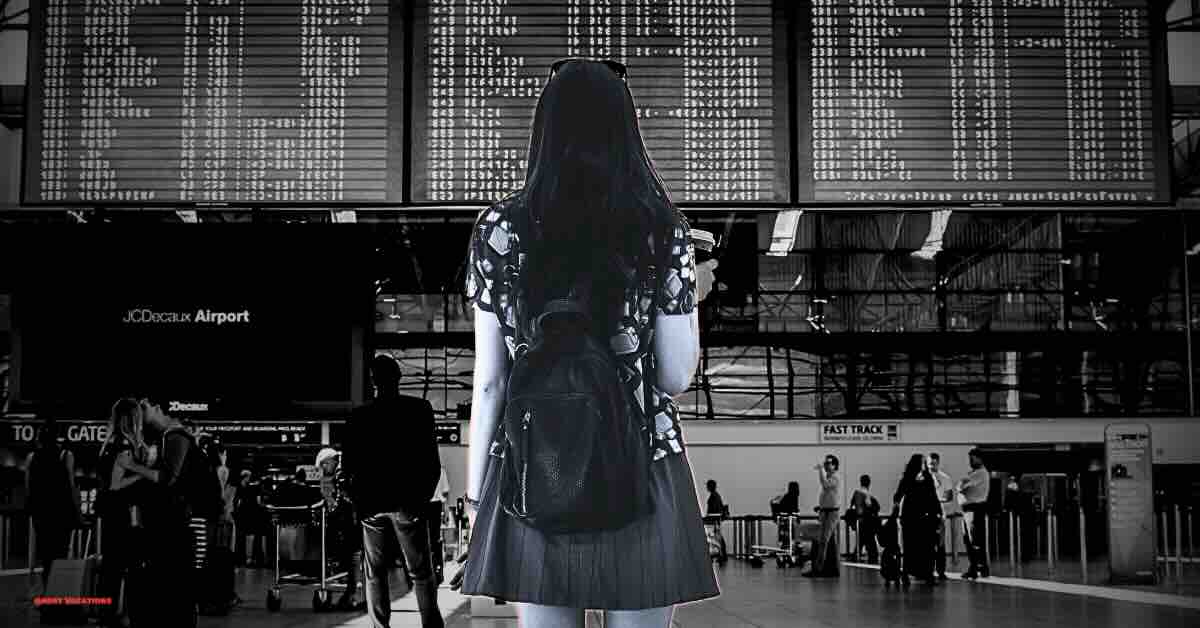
818;422;901;443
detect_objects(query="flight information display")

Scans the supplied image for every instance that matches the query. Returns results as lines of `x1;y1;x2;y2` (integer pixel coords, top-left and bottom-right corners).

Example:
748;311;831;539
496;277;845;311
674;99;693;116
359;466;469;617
22;0;1167;207
411;0;787;203
24;0;398;204
805;0;1165;203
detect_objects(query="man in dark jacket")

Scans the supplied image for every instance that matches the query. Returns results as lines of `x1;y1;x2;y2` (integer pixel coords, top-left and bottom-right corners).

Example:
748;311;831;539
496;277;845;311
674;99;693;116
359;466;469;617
343;355;443;628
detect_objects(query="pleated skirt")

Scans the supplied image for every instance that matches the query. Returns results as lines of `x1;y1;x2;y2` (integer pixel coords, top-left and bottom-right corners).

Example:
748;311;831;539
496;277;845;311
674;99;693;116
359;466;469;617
460;447;721;610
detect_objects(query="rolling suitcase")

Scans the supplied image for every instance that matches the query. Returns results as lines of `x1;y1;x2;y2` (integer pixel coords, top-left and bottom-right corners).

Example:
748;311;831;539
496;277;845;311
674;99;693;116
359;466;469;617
879;547;902;585
198;546;237;616
878;516;904;586
39;556;101;624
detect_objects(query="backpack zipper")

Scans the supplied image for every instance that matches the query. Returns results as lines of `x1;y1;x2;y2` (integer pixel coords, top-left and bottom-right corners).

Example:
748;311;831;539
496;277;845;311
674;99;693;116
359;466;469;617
521;409;531;516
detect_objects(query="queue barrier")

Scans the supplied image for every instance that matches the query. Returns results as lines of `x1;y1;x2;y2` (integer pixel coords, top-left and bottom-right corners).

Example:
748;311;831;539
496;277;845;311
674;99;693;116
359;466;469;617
1157;503;1196;584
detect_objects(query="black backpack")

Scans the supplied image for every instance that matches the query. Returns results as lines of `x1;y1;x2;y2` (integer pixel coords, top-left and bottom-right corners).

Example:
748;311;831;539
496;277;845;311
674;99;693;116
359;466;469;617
494;239;668;535
163;428;223;520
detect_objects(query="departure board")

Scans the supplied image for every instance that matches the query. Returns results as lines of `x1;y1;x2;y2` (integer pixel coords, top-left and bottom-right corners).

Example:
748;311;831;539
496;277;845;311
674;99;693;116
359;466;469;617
411;0;789;204
23;0;1168;208
24;0;398;204
805;0;1165;203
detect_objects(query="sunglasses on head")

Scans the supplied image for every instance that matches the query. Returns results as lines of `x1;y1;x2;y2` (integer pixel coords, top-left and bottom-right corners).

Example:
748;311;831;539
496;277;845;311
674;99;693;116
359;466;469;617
548;58;627;80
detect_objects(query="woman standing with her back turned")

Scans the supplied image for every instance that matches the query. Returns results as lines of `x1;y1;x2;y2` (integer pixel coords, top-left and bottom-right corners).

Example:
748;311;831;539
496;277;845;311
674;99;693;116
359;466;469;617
457;58;721;628
893;454;942;586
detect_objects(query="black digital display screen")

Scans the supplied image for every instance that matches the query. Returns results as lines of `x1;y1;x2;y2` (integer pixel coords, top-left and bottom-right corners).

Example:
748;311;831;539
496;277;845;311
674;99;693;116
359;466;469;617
5;226;370;418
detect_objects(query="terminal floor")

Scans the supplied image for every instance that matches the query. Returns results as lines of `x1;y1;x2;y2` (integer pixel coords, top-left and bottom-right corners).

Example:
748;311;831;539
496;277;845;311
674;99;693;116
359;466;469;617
2;561;1199;628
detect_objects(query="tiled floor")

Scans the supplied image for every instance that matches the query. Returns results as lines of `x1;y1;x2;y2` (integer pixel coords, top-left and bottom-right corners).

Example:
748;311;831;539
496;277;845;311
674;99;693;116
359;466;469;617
2;560;1199;628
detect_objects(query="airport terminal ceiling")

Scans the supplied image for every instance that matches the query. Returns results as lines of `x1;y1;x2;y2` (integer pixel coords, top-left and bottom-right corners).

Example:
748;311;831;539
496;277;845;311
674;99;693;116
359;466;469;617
0;0;1196;421
3;209;1191;422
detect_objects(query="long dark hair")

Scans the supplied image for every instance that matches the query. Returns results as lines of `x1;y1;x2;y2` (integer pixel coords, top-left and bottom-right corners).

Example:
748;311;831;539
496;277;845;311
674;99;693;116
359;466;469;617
100;397;145;461
903;454;926;483
512;59;678;334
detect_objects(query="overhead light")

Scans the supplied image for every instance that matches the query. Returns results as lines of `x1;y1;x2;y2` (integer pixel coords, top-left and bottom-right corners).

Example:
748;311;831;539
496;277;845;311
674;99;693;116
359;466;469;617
767;209;802;257
912;209;953;259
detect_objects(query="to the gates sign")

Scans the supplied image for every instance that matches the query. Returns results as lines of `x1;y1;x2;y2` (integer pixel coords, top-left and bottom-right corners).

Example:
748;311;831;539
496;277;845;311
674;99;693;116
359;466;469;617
5;421;109;444
818;422;900;443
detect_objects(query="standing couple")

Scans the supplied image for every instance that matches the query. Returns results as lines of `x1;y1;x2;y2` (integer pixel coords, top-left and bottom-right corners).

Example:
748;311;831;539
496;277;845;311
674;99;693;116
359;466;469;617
98;396;221;628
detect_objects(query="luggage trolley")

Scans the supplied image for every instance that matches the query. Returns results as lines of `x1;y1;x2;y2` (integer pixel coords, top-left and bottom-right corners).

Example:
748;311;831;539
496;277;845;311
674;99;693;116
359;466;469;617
750;514;821;568
265;500;348;613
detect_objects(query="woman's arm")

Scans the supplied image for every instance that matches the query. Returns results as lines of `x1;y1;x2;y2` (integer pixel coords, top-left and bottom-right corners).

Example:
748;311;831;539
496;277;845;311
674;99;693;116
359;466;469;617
110;451;144;491
125;460;160;483
467;304;510;506
653;309;701;395
650;235;717;396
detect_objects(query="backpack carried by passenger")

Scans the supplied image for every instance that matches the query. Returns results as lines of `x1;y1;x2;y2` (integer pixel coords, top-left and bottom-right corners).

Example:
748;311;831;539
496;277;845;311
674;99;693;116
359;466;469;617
494;232;670;535
161;428;223;521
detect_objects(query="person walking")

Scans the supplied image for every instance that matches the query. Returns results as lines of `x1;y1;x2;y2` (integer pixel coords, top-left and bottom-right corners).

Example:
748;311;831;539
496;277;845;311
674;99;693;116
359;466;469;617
455;58;721;627
929;452;955;580
957;448;991;579
893;454;941;586
343;355;444;628
704;480;729;563
804;454;841;578
25;417;81;592
233;470;266;567
772;481;801;515
705;479;726;516
849;475;880;564
428;466;451;585
316;447;362;611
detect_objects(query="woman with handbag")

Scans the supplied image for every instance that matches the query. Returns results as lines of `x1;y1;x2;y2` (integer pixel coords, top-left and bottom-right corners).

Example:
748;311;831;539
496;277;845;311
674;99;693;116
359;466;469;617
893;454;942;586
455;58;721;628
